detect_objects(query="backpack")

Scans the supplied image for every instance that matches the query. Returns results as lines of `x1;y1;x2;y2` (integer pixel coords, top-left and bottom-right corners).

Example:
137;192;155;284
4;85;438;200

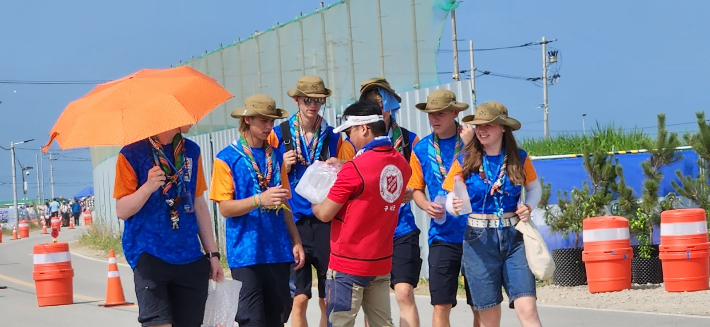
280;120;331;161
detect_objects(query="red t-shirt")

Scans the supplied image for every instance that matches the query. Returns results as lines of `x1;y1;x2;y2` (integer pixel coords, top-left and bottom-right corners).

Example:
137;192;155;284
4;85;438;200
327;145;412;276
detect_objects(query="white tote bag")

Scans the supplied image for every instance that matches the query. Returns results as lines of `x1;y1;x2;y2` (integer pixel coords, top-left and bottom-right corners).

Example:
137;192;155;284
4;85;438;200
515;219;555;281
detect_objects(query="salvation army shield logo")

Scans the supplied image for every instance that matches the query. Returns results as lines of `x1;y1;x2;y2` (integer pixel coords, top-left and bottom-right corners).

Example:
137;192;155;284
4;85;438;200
379;164;404;203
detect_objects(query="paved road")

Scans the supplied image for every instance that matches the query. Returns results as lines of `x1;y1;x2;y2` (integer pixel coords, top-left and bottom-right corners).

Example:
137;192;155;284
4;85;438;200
2;227;709;327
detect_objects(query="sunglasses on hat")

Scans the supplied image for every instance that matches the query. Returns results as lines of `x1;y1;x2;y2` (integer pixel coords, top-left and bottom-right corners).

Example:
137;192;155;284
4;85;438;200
303;97;326;105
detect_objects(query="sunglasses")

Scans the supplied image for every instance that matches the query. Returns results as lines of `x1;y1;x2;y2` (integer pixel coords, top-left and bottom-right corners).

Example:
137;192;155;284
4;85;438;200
303;97;326;105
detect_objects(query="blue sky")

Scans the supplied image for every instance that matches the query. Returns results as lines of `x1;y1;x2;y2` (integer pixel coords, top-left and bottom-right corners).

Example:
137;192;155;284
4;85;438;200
1;0;708;201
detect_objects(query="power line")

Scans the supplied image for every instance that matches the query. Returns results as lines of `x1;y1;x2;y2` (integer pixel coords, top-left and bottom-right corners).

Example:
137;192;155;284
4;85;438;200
439;41;539;52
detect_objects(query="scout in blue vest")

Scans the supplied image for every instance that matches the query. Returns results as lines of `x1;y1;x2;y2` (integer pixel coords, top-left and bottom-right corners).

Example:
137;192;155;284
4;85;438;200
114;124;223;327
266;76;341;327
210;94;305;327
444;101;542;327
337;77;423;327
408;89;480;327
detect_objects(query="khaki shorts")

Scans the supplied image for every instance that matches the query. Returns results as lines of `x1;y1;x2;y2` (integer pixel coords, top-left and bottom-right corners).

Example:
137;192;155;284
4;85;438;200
325;269;393;327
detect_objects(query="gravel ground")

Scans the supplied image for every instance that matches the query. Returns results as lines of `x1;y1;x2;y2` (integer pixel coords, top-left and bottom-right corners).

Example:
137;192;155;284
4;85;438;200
536;283;710;316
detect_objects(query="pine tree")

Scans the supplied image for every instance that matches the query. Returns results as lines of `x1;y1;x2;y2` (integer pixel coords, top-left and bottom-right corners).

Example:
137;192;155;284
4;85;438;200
672;111;710;227
539;138;617;248
615;113;681;258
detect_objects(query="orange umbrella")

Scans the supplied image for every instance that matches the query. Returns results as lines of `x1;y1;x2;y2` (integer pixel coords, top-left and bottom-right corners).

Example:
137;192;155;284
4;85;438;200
42;66;232;152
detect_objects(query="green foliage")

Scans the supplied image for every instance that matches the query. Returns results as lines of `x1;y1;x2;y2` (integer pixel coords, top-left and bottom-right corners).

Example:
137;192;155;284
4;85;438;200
539;139;618;248
79;224;123;256
672;111;710;232
613;114;681;258
519;123;654;156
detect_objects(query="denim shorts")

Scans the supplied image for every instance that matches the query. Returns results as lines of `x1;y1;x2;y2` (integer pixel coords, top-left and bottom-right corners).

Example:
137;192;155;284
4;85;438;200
462;225;536;311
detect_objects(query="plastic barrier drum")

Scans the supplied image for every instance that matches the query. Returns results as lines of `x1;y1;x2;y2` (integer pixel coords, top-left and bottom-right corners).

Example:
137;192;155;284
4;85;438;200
582;216;633;293
659;209;709;292
32;242;74;306
51;217;61;232
19;220;30;238
83;211;92;226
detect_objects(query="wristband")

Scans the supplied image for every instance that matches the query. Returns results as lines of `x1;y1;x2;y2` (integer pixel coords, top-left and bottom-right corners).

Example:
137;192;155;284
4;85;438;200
253;195;258;207
205;252;221;260
257;194;262;207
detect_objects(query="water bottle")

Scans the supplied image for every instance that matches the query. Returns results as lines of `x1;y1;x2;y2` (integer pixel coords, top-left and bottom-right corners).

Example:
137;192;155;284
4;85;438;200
433;191;447;225
453;176;472;215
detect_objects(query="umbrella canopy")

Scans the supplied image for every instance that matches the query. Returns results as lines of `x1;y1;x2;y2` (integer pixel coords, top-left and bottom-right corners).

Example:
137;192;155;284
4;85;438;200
43;66;232;152
73;186;94;199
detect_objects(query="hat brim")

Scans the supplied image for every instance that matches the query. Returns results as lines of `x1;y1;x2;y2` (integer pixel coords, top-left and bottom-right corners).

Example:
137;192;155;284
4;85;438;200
415;101;469;113
360;83;402;103
461;114;475;123
287;87;333;98
230;106;289;119
466;116;521;131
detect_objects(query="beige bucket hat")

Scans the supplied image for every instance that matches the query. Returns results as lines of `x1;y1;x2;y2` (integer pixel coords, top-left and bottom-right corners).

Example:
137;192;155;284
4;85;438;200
415;89;469;113
230;94;289;119
465;101;521;131
287;75;332;98
359;77;401;103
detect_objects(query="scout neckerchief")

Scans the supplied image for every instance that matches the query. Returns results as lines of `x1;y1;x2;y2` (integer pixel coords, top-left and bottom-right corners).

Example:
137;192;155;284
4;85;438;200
480;148;508;229
231;134;290;214
428;122;463;185
354;136;392;158
148;134;187;230
291;113;325;166
388;118;404;154
237;133;273;191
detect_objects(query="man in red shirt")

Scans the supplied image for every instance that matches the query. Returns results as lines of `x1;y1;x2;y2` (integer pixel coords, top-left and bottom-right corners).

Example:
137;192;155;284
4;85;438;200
312;100;412;327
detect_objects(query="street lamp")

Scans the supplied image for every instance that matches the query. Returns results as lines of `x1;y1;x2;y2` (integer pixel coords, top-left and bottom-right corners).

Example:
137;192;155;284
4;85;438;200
11;139;33;235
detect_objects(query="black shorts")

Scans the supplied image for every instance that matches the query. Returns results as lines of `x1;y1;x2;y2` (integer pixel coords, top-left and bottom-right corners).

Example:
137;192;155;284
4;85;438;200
133;253;210;327
428;240;473;307
232;263;292;327
391;229;422;289
290;215;330;299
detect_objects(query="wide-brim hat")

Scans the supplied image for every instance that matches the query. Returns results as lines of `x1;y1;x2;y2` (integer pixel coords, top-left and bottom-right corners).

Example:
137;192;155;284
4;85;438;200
230;94;289;119
360;77;401;103
462;114;475;123
415;89;469;113
465;101;521;131
287;75;332;98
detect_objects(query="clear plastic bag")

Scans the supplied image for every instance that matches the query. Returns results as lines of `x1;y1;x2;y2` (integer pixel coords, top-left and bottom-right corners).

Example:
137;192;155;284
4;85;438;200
295;161;339;204
202;279;242;327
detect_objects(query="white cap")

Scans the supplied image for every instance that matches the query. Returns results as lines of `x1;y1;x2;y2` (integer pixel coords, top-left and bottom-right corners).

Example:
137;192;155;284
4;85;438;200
333;114;383;133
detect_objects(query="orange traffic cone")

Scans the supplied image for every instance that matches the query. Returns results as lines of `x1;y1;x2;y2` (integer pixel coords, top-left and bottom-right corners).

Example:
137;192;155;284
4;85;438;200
69;219;75;230
99;249;133;307
11;226;18;240
42;224;48;235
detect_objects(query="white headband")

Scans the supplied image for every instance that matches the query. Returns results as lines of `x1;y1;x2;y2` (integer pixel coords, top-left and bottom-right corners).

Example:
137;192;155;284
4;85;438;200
333;115;383;133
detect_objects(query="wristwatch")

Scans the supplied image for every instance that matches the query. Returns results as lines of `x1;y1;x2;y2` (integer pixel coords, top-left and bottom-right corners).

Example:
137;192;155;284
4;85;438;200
205;252;221;260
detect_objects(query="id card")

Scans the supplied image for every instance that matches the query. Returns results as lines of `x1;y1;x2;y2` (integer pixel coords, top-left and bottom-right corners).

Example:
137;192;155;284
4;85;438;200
181;192;195;213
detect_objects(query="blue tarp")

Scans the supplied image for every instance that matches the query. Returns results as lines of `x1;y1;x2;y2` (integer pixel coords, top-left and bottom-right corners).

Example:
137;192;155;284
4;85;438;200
73;186;94;199
532;149;698;249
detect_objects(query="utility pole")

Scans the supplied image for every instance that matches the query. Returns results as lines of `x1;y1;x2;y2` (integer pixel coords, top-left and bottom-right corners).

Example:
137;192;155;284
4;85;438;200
583;114;587;136
40;153;45;202
36;154;41;204
11;139;33;232
542;36;549;140
469;40;476;108
451;8;460;81
49;151;55;200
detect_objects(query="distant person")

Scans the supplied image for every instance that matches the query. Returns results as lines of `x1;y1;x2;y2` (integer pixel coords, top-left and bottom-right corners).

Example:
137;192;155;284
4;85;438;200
49;198;60;226
60;201;70;227
71;199;82;226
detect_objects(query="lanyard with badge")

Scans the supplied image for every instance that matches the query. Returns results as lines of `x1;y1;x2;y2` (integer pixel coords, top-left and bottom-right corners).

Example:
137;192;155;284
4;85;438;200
480;148;508;229
148;137;194;230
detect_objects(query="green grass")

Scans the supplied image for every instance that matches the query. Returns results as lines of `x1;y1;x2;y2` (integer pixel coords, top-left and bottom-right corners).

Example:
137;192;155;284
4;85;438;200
519;123;655;156
78;224;123;256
